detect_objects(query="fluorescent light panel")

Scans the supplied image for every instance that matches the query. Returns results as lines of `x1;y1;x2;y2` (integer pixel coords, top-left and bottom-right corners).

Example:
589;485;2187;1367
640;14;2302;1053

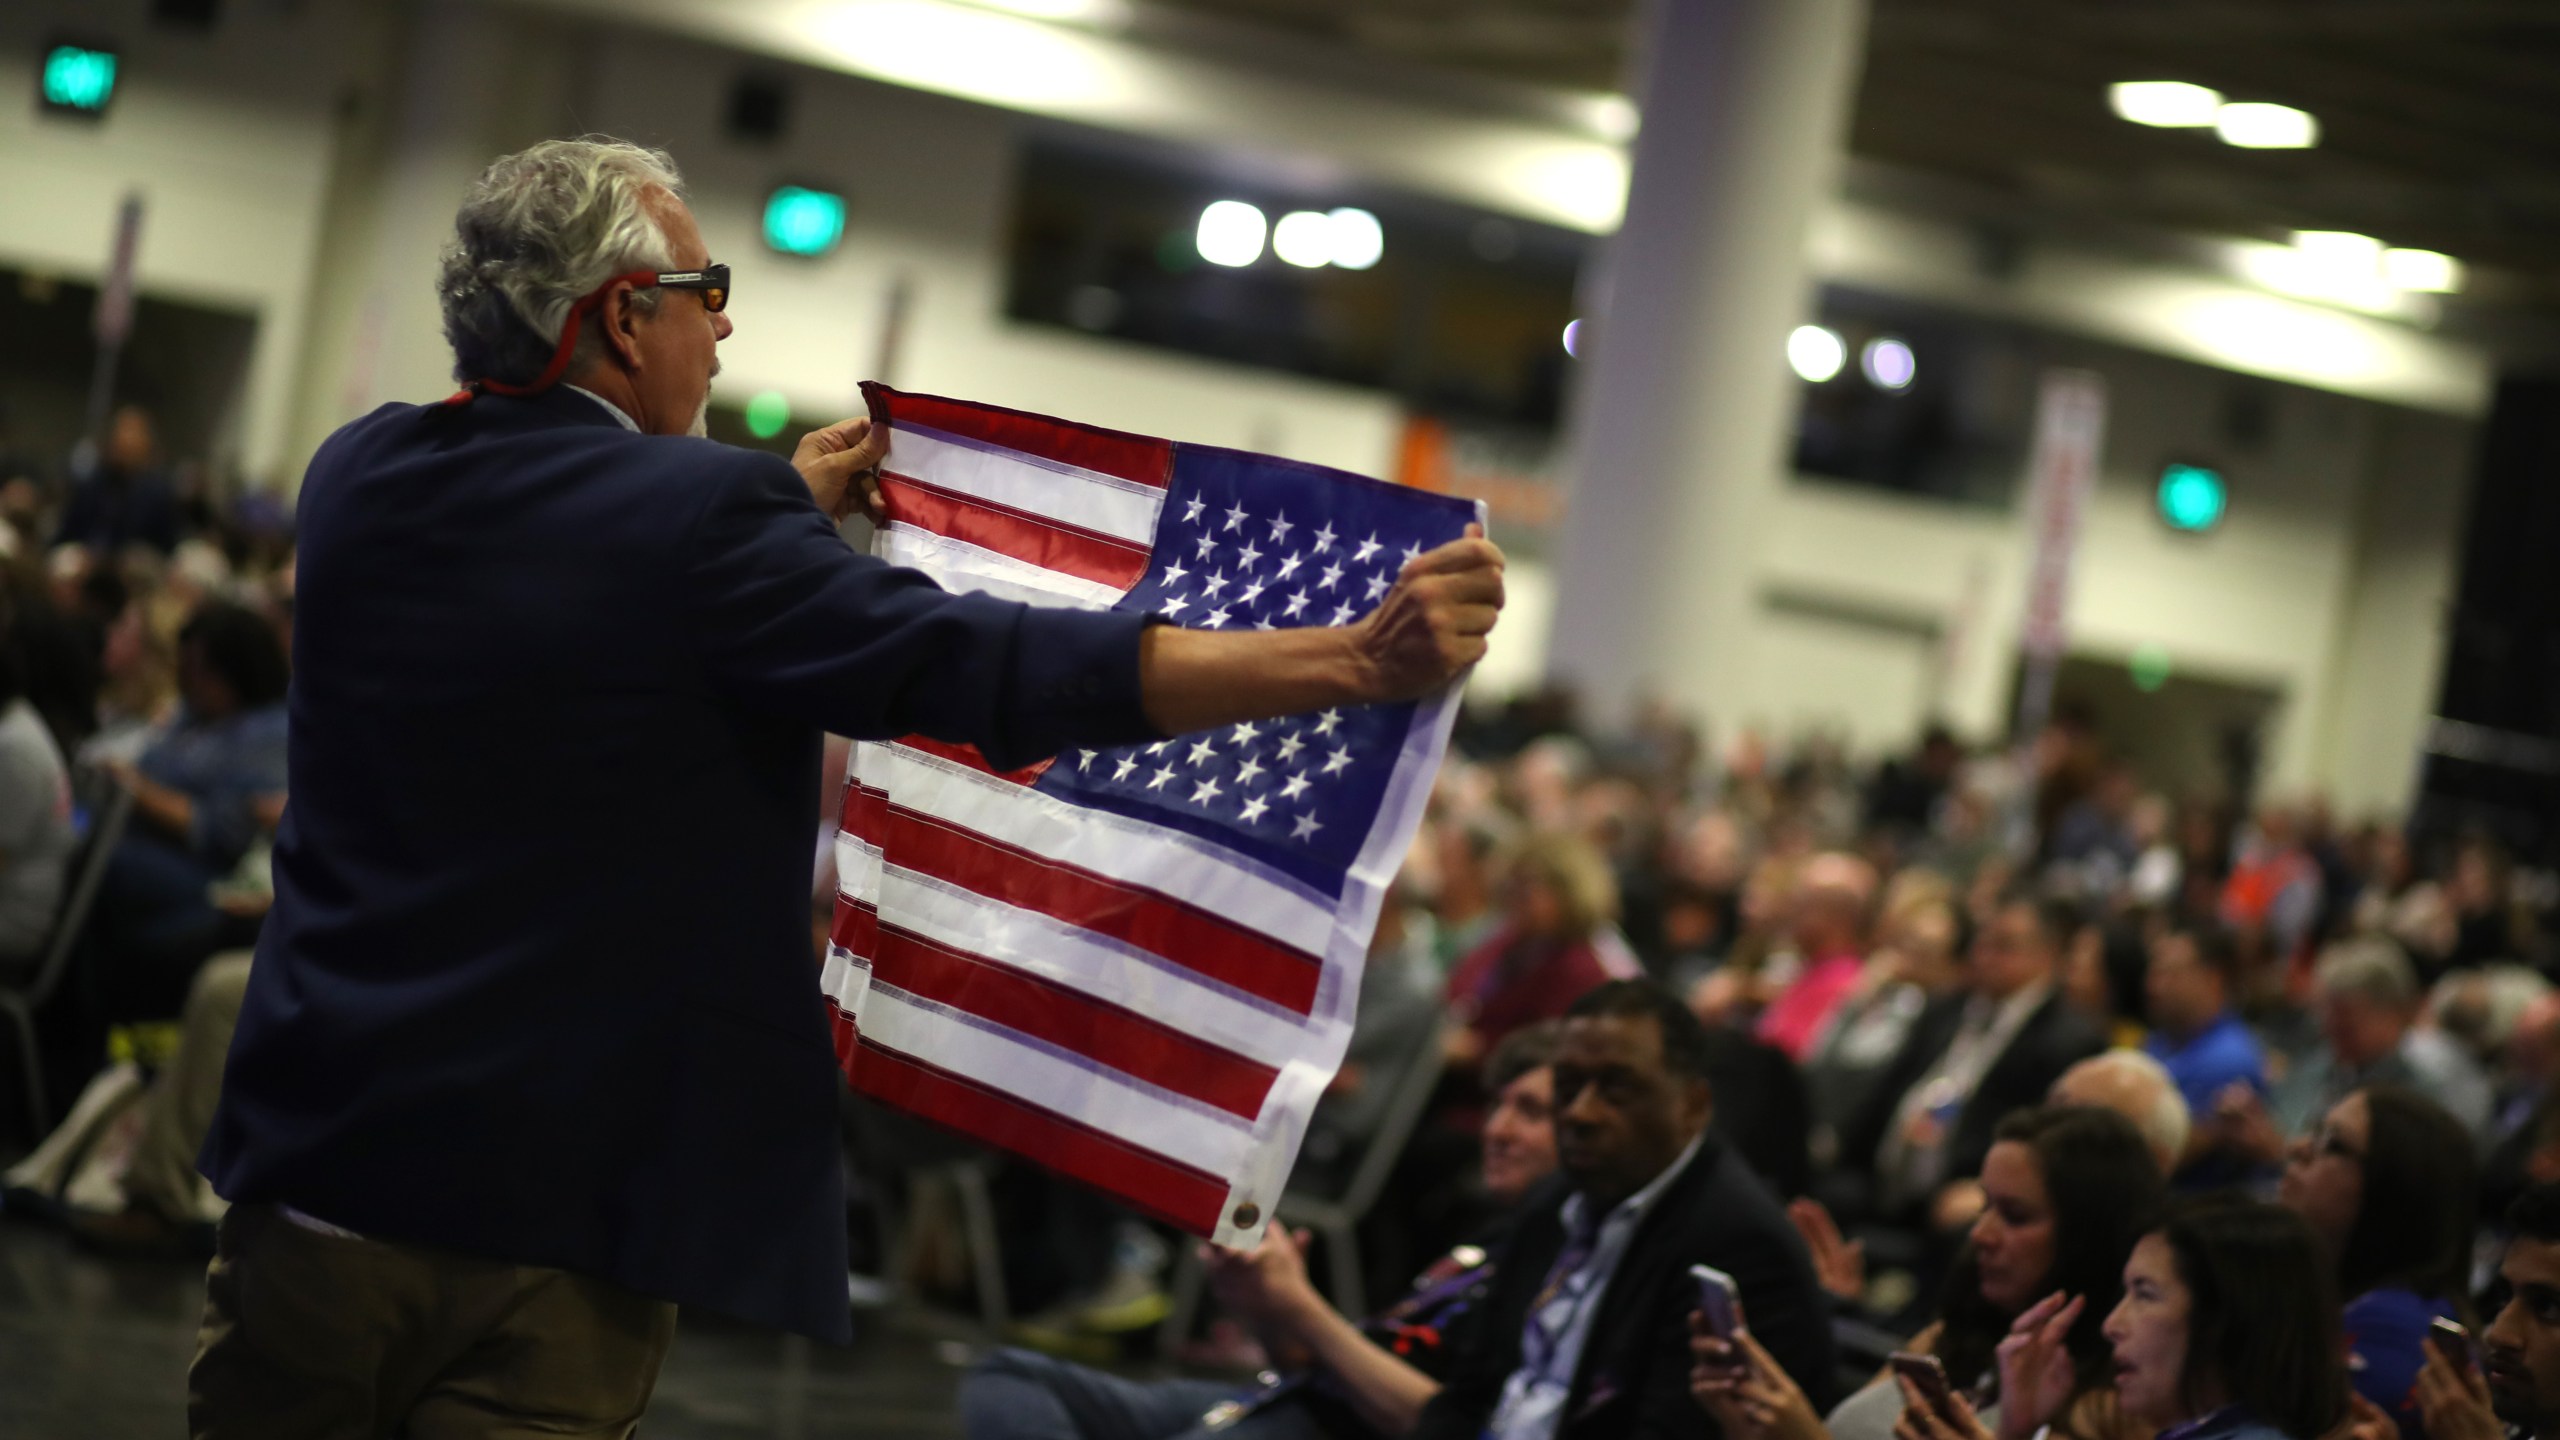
2215;101;2318;149
2110;80;2221;127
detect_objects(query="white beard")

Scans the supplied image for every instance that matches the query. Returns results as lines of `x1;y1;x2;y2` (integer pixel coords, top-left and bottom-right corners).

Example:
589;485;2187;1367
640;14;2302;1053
687;400;710;438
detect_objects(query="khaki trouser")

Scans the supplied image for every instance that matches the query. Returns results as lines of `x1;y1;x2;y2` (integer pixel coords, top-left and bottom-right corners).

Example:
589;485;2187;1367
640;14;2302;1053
127;951;253;1223
190;1203;678;1440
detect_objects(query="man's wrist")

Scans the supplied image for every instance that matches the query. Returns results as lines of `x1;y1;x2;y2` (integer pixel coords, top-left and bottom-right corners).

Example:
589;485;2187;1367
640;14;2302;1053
1326;622;1383;708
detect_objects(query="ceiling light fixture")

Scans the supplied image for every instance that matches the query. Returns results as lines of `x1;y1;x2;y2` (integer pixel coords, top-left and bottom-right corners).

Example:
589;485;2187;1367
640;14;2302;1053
2214;101;2318;149
1272;210;1333;268
1861;336;1916;390
1787;325;1846;383
2109;80;2222;127
1195;200;1267;267
2383;248;2463;294
1327;208;1384;270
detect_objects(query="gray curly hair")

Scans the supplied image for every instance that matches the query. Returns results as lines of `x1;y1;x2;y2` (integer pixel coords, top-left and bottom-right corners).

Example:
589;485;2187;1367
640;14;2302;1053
437;136;685;387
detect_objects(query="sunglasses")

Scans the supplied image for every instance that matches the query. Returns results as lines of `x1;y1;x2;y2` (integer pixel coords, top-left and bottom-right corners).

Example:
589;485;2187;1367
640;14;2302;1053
644;263;730;313
443;261;733;406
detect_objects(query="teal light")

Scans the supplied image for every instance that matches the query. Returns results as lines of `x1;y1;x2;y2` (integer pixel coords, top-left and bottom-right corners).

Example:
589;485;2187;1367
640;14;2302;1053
762;186;845;257
2130;643;2174;693
2156;462;2228;533
42;44;117;115
744;390;791;440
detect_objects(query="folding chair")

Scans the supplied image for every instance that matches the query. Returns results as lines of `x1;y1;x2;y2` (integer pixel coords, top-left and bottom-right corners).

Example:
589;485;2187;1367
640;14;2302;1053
1164;1017;1449;1344
0;784;136;1139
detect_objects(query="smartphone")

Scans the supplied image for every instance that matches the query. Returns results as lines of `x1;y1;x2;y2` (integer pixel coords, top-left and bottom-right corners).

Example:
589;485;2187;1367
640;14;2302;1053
1690;1263;1741;1341
2430;1317;2476;1371
1891;1352;1957;1417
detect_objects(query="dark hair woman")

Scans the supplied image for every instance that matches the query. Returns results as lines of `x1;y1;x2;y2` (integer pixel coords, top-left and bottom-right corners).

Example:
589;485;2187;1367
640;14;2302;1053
2277;1084;2476;1440
1697;1106;2165;1440
1895;1197;2348;1440
2108;1197;2349;1440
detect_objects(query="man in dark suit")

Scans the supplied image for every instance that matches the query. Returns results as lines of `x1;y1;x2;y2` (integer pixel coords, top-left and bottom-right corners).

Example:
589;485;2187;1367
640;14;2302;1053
190;137;1506;1438
1412;980;1836;1440
1838;892;2108;1232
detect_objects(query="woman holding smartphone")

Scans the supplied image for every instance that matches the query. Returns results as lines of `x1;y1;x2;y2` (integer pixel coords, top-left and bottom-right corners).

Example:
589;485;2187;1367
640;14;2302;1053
1693;1105;2162;1440
2275;1085;2476;1440
1894;1196;2348;1440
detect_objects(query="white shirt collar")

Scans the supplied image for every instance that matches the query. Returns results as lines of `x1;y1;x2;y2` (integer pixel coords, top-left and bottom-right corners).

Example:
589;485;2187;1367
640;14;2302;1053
563;384;640;433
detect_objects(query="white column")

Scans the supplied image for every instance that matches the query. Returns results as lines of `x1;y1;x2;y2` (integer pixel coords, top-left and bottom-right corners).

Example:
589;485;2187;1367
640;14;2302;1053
280;0;589;473
1544;0;1870;735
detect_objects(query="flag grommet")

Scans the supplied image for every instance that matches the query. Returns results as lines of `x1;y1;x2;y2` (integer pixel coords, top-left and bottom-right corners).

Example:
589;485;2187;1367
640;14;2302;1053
1232;1203;1261;1229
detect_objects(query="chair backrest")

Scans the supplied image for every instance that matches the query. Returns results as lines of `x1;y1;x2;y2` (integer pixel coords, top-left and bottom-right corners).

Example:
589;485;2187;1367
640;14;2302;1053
1323;1016;1451;1220
8;783;135;1008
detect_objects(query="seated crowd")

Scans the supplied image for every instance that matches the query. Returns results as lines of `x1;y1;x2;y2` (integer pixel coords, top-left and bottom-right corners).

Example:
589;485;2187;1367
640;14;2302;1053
8;411;2560;1440
949;696;2560;1440
0;405;294;1249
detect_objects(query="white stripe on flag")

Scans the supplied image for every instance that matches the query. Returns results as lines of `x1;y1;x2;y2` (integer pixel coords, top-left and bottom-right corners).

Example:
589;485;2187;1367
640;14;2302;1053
834;831;1333;1072
885;424;1165;544
877;525;1125;609
849;741;1340;959
838;966;1258;1178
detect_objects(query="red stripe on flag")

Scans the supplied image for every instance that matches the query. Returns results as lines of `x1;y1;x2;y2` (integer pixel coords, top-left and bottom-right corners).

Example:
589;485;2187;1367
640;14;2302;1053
878;475;1151;591
864;382;1173;490
840;801;1322;1014
831;895;879;958
896;736;1054;787
868;920;1278;1119
840;781;888;838
845;1031;1229;1234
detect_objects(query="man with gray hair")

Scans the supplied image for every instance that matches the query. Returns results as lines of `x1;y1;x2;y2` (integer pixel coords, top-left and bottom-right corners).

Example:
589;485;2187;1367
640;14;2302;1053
2260;936;2494;1139
193;137;1505;1436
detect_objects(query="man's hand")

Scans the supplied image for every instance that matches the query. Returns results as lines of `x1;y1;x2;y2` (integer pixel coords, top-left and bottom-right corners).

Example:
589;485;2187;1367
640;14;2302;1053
1349;528;1504;703
1135;526;1505;736
792;417;890;526
2415;1340;2501;1440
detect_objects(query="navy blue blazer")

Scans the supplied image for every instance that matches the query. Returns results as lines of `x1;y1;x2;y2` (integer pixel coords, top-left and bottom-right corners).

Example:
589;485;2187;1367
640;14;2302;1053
202;388;1160;1341
1410;1134;1838;1440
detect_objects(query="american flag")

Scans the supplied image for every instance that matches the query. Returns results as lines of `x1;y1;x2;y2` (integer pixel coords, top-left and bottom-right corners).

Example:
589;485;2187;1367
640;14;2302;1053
823;384;1481;1247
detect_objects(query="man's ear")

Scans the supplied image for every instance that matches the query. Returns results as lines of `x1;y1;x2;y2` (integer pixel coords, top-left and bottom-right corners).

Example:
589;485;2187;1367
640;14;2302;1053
1683;1075;1715;1131
597;283;645;373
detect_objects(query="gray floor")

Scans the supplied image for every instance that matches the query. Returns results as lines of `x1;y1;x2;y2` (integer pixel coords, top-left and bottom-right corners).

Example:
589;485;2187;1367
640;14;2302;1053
0;1219;976;1438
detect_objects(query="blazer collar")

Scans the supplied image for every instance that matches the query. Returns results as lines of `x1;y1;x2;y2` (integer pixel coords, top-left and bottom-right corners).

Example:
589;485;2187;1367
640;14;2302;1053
478;384;640;432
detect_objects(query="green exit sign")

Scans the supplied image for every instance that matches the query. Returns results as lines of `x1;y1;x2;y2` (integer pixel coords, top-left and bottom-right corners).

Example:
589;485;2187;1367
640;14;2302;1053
763;185;845;257
40;40;119;120
2156;461;2228;534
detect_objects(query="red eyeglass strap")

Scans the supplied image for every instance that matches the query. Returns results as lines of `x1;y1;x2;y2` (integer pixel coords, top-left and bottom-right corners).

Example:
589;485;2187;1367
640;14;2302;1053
442;269;661;407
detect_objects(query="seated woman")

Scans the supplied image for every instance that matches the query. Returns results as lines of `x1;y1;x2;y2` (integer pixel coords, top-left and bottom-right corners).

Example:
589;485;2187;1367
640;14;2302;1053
1693;1105;2164;1440
1439;833;1635;1085
1902;1196;2348;1440
82;600;287;1023
2276;1084;2477;1440
0;617;76;974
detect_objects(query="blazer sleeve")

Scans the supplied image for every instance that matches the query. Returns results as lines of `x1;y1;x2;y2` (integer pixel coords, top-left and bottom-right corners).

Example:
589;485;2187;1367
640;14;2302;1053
681;454;1164;769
